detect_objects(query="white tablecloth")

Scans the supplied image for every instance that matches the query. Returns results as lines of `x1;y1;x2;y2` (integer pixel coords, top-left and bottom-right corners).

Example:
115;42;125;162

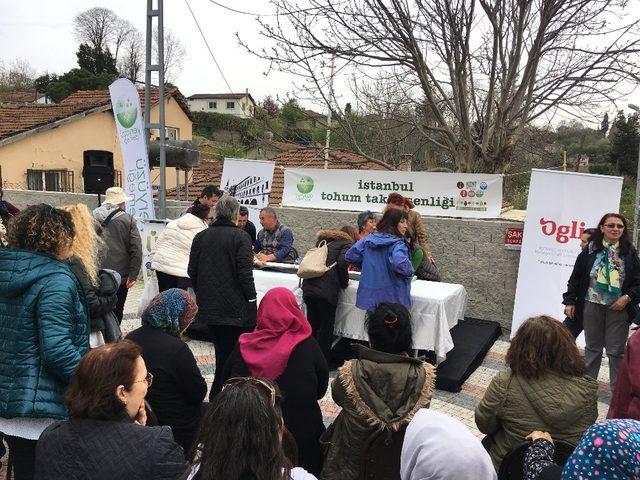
252;269;467;363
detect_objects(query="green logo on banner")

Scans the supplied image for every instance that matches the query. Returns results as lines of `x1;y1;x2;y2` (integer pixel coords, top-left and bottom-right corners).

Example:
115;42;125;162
297;176;314;194
115;97;137;129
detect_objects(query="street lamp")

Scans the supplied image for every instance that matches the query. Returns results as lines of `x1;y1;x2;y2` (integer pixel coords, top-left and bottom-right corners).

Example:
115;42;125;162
629;103;640;248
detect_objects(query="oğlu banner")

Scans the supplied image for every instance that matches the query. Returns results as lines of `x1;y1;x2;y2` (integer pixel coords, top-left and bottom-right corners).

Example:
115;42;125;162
108;78;155;220
282;168;503;218
511;169;623;338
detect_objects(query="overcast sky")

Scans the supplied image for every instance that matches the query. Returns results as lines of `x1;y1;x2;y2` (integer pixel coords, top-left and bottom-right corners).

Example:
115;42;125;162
0;0;328;106
1;0;637;125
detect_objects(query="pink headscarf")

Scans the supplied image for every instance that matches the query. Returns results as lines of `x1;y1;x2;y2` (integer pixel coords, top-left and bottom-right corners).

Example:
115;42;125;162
238;287;312;380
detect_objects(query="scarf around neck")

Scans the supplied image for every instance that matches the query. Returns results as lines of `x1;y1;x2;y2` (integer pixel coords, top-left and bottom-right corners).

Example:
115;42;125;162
239;287;312;380
596;241;622;295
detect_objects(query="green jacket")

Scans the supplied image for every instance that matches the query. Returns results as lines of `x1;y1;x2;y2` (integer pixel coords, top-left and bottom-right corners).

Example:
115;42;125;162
0;248;89;420
320;345;435;480
474;369;598;470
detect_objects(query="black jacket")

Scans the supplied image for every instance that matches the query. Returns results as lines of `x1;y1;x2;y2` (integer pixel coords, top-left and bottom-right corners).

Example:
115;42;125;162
126;325;207;452
188;219;257;328
563;242;640;325
67;256;117;333
301;230;352;307
221;337;329;474
242;220;257;246
34;418;189;480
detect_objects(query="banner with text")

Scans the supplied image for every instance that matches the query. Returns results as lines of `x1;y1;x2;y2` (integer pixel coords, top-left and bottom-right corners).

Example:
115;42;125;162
282;168;503;218
511;169;623;338
221;158;276;226
109;78;155;220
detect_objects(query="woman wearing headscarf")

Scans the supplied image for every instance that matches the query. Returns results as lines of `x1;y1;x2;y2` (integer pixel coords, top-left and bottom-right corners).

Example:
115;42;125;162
522;420;640;480
401;409;497;480
126;288;206;452
220;287;329;475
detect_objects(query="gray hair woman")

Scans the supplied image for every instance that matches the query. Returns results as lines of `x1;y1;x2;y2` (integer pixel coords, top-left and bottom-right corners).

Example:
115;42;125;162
215;194;240;223
188;192;257;396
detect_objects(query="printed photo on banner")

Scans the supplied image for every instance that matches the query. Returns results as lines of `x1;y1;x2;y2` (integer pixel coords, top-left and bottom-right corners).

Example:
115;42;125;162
281;168;503;218
220;158;276;226
511;169;623;340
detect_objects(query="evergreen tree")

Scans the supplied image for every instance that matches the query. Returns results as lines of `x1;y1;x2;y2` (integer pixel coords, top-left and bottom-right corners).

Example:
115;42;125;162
600;112;610;135
76;43;118;75
609;111;640;176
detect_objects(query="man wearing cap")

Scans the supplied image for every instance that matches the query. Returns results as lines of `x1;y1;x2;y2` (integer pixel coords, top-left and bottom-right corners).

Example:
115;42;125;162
386;192;433;261
93;187;143;323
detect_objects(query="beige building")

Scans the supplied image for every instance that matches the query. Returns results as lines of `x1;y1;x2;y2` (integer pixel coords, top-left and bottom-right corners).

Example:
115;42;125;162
0;88;193;194
187;92;255;118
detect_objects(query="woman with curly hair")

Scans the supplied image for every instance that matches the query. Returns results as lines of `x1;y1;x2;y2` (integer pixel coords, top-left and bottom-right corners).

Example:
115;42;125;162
62;204;119;346
0;204;89;480
475;315;598;471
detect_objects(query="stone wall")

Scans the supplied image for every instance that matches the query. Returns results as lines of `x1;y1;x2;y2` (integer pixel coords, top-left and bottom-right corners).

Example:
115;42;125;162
4;189;191;219
4;189;522;330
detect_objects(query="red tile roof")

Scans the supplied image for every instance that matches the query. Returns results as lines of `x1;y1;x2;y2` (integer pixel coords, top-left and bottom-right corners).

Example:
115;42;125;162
0;87;194;142
63;87;194;121
0;100;108;142
0;91;46;103
167;147;392;204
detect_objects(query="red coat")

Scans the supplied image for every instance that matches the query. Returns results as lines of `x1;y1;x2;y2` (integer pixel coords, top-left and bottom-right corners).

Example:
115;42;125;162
608;330;640;420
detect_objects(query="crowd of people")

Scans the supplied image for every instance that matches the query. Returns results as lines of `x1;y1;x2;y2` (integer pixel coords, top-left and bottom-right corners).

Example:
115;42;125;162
2;185;640;480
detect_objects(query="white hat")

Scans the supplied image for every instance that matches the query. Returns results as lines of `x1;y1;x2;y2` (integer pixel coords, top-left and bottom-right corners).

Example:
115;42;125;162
103;187;133;205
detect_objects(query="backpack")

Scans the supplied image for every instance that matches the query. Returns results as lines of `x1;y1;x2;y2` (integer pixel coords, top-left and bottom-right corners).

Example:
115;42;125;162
297;240;336;279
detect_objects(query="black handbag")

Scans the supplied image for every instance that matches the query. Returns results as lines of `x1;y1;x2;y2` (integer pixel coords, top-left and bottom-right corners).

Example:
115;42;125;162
415;258;442;282
102;311;122;343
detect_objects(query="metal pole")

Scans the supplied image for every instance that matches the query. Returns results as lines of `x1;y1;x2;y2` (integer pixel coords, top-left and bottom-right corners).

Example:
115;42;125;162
324;53;335;170
157;0;166;219
175;169;180;200
144;0;166;219
630;104;640;249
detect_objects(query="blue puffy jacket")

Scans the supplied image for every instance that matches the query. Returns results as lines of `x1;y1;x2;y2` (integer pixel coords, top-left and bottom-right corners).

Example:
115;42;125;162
345;233;414;310
0;248;89;420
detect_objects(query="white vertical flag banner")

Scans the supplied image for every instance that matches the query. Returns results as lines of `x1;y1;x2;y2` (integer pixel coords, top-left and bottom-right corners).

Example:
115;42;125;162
220;158;276;226
511;169;623;337
109;78;155;220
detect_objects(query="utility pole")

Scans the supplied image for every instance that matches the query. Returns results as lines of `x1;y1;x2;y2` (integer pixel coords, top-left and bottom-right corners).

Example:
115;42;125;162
563;150;567;172
144;0;166;219
324;53;336;170
629;103;640;248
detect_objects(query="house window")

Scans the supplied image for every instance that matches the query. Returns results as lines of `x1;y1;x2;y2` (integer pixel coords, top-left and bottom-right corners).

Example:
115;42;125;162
166;127;179;141
226;101;235;109
27;169;74;192
208;101;217;109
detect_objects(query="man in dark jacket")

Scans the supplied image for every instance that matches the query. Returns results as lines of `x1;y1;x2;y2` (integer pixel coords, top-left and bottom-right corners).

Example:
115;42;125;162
185;185;221;214
237;205;257;246
302;229;353;363
93;187;143;323
188;195;257;398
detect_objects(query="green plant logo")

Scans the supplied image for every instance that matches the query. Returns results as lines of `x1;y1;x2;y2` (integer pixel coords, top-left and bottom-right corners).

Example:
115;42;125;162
297;176;314;194
115;96;137;128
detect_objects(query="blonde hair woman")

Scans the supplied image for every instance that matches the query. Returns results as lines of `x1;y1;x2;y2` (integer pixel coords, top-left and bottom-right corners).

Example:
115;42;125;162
62;204;119;346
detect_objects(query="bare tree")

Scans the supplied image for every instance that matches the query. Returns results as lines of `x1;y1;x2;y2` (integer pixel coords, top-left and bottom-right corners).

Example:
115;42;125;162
153;28;187;83
73;7;118;52
246;0;640;172
118;31;144;83
0;58;36;91
113;19;136;63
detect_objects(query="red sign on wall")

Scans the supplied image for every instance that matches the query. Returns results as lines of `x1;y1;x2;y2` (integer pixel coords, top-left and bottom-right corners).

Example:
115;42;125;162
504;227;523;250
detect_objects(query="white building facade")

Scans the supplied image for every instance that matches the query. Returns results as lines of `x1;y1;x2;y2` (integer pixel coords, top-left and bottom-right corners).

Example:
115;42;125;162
187;93;256;119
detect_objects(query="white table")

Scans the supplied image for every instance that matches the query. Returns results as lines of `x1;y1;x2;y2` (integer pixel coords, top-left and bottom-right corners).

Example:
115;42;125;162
252;269;467;363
